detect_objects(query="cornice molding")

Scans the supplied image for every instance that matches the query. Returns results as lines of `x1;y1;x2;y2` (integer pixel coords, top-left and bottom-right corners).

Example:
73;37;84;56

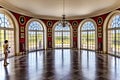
0;0;120;20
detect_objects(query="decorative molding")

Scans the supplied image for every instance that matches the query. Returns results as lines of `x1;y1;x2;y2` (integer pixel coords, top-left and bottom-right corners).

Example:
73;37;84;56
72;21;78;27
98;27;102;32
48;33;52;37
48;28;52;32
20;33;24;38
73;28;77;32
20;27;24;32
98;33;102;38
73;33;77;37
47;21;52;27
19;16;26;25
97;17;103;25
0;1;120;20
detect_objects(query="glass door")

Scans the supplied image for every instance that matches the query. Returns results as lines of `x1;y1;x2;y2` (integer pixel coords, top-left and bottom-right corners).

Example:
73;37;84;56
54;23;70;48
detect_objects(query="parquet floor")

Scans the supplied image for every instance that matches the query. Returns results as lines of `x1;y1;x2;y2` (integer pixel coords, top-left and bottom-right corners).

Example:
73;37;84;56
0;49;120;80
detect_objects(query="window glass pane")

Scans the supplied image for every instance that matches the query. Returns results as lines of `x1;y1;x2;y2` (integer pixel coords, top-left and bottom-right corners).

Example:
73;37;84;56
0;13;12;28
88;31;95;50
0;30;4;58
110;15;120;28
63;32;70;47
81;32;87;49
116;30;120;56
6;30;14;56
82;21;95;30
29;21;43;30
55;32;62;48
55;23;70;31
37;32;43;49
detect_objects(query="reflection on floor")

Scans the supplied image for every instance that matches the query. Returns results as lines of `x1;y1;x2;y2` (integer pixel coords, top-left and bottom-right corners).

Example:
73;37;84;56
0;49;120;80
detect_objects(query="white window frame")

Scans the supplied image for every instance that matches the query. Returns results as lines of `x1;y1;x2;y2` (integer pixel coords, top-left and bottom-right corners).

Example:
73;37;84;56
26;19;47;51
103;10;120;53
78;19;98;50
0;8;19;55
52;21;73;49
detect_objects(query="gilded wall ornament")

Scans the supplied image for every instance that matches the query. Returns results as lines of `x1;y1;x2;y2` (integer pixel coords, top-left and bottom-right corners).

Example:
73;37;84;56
19;16;26;25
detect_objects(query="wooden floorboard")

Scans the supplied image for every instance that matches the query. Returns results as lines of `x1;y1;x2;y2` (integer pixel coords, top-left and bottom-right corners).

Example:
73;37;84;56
0;49;120;80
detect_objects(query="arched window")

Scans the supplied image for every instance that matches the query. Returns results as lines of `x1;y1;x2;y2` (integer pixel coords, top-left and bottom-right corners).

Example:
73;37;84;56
107;14;120;56
81;21;96;50
28;21;44;51
54;23;71;48
0;13;14;58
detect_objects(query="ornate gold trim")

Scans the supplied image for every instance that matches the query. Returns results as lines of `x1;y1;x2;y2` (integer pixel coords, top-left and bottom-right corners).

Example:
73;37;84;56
19;16;26;25
97;17;103;25
47;21;52;27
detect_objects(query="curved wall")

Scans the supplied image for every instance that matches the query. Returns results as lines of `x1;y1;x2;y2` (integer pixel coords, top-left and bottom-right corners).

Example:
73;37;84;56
0;6;120;53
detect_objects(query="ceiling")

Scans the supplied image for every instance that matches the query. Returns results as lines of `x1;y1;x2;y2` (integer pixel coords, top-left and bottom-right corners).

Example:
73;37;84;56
0;0;120;20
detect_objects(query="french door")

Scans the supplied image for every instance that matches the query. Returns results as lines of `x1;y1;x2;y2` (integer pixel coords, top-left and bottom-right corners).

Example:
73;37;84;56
54;24;70;48
0;13;14;59
81;30;95;50
81;21;96;50
107;15;120;56
28;21;44;51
